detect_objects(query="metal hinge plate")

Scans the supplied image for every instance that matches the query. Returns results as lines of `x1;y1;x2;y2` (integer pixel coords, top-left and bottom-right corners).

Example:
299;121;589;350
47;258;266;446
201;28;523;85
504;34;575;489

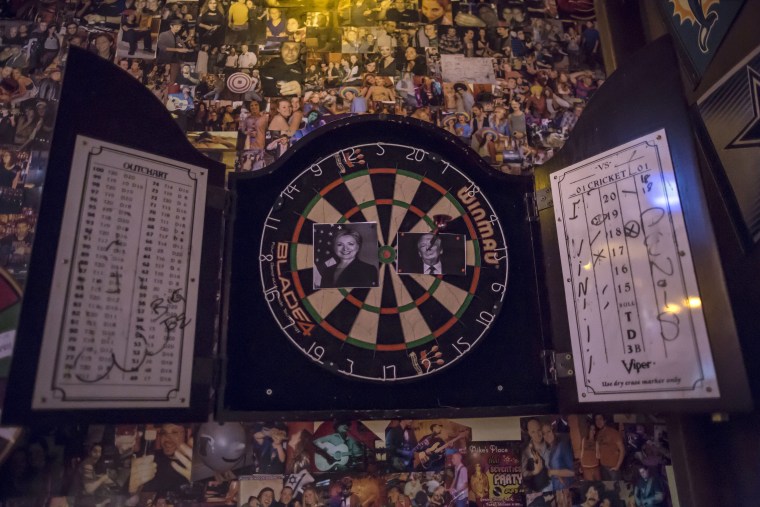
526;187;554;222
535;186;553;212
541;350;574;385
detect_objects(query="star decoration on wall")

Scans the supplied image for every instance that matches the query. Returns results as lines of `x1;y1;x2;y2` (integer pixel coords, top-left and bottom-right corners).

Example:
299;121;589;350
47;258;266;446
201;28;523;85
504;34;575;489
727;66;760;150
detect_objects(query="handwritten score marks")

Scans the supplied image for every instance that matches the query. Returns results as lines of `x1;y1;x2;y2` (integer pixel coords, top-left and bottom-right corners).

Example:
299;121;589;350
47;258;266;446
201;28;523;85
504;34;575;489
551;130;719;402
33;136;207;409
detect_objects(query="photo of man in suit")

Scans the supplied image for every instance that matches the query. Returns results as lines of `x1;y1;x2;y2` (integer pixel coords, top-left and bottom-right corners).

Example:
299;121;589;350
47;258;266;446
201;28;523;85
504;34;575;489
396;232;465;275
417;233;444;275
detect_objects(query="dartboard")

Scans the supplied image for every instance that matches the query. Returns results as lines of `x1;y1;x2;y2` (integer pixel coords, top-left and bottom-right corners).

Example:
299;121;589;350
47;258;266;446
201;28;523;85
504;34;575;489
223;116;554;415
257;141;509;382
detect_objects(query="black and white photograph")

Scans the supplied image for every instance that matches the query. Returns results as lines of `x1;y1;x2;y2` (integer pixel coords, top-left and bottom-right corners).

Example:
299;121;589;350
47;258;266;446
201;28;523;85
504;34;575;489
313;222;379;289
115;10;160;61
396;232;465;276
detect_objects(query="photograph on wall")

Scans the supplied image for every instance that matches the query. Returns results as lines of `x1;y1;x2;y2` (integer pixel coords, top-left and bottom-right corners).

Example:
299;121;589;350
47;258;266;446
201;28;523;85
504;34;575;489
265;129;292;160
192;422;250;481
312;420;380;474
115;10;160;61
0;265;21;375
0;427;66;504
565;478;668;507
697;44;760;245
620;420;671;481
568;415;674;507
25;148;48;193
466;441;525;507
410;420;470;473
396;232;466;276
238;475;286;507
0;148;27;214
518;415;577;506
266;96;305;141
113;57;148;81
192;421;315;504
382;471;448;507
128;424;195;497
243;422;313;477
72;425;140;502
384;420;417;472
444;448;470;507
238;99;269;151
240;472;387;507
187;130;239;150
167;83;197;130
313;223;379;289
236;148;269;171
0;423;199;506
0;211;37;283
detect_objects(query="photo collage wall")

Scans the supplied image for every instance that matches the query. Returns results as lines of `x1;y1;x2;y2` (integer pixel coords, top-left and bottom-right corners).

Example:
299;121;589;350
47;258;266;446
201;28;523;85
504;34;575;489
1;0;605;180
0;0;603;295
0;414;674;507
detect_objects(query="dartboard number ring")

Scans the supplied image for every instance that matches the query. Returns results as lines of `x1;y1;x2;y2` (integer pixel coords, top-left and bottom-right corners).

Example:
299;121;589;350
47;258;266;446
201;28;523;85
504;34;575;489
259;142;509;382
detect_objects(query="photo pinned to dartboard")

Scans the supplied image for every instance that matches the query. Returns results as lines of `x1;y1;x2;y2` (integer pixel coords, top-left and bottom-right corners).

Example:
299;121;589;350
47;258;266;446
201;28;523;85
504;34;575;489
312;222;379;289
396;232;466;276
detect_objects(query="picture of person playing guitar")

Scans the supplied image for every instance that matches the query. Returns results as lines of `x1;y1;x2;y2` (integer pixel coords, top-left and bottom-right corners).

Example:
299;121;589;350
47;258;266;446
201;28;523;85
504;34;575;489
313;420;367;472
413;424;466;471
447;452;468;507
385;420;417;471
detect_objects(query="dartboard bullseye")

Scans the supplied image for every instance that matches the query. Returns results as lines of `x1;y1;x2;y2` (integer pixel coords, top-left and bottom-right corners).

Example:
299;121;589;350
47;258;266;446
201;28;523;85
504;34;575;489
258;142;509;382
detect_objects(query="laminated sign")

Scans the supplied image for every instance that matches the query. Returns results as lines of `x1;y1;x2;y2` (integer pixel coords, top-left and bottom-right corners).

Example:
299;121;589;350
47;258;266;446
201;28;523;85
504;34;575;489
551;129;719;402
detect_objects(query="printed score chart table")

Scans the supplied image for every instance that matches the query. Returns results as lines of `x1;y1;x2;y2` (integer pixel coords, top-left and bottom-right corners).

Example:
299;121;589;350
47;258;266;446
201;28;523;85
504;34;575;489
33;136;207;409
551;129;719;402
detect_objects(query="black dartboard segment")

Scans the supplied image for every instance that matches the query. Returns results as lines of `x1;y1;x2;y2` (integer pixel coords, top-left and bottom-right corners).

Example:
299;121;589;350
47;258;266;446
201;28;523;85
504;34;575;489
223;115;553;417
258;142;509;381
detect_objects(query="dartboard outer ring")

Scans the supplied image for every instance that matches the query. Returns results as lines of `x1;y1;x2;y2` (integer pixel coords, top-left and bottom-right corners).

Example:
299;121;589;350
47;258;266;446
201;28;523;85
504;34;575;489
256;144;509;382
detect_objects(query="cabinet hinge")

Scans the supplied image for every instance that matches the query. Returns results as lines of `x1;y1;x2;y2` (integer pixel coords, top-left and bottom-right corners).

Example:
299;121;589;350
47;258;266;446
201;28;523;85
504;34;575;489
525;192;538;222
541;350;574;385
525;187;553;222
535;186;553;212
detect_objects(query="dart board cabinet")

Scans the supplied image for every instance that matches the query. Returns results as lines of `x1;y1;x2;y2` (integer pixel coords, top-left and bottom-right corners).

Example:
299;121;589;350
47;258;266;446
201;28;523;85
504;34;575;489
221;114;554;419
